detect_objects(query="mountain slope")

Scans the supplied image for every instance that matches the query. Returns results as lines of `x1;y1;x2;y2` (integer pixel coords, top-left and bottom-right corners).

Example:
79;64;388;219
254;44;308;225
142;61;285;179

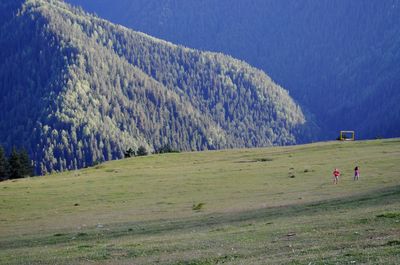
0;0;306;174
66;0;400;139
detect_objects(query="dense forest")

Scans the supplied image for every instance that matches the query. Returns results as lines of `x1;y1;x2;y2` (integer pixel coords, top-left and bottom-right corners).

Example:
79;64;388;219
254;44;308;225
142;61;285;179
0;0;308;175
67;0;400;140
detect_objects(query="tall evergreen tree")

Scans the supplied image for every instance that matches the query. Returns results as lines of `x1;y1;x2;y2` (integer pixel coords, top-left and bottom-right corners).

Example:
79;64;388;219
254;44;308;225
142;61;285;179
137;146;148;157
0;145;8;181
124;148;136;158
19;148;34;177
8;148;23;179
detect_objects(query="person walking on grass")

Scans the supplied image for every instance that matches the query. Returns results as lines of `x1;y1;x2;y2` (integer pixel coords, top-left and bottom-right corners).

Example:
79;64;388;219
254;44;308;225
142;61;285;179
354;166;360;181
333;168;340;184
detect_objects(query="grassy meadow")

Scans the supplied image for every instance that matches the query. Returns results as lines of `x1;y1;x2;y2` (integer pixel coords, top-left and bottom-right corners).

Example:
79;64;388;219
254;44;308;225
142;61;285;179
0;139;399;264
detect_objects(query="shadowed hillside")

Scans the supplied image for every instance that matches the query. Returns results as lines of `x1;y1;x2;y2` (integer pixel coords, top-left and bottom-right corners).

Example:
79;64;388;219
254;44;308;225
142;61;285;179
67;0;400;140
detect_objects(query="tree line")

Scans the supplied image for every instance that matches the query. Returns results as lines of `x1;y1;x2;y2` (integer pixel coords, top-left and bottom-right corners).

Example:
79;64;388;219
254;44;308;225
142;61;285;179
124;144;179;158
0;145;34;181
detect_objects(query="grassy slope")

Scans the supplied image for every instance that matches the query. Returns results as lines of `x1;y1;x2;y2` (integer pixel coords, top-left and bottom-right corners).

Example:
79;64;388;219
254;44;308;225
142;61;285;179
0;139;399;264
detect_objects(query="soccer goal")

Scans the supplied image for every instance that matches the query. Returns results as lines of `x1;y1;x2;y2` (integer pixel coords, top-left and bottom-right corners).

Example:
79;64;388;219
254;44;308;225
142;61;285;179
339;131;355;141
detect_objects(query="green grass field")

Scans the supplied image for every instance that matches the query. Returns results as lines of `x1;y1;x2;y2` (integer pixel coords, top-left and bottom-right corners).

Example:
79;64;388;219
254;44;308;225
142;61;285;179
1;139;399;264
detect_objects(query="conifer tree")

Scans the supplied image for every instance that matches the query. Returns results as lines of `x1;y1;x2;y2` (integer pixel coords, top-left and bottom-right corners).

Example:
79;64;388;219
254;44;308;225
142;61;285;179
137;146;148;156
8;148;23;179
19;148;34;177
124;147;135;158
0;145;8;181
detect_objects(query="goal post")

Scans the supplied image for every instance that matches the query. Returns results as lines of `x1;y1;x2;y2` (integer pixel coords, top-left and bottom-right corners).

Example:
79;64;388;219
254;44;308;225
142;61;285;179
339;131;355;141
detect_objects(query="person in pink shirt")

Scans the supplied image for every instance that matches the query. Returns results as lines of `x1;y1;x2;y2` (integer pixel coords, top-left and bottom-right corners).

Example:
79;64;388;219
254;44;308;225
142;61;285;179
333;168;340;184
354;166;360;181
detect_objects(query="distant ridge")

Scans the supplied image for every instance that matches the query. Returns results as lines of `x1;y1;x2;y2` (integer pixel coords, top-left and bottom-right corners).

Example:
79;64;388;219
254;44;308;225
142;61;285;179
0;0;306;174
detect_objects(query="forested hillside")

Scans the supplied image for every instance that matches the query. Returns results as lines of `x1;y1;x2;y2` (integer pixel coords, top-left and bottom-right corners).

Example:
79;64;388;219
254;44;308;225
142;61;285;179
0;0;306;174
67;0;400;139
